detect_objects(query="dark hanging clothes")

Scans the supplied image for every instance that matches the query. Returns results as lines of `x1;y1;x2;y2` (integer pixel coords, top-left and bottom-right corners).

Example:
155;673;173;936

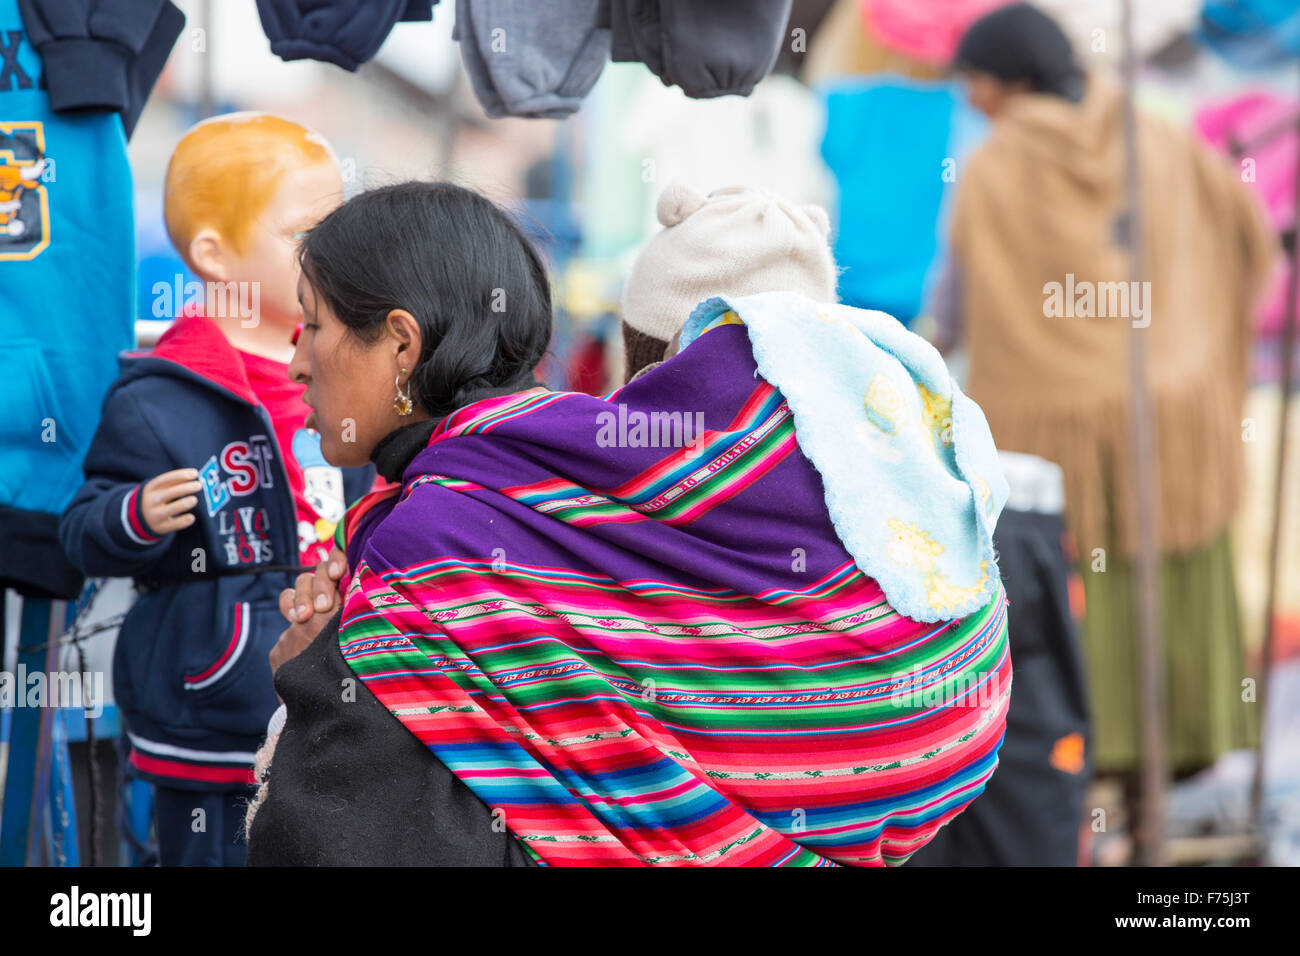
906;507;1092;867
454;0;610;119
605;0;792;99
457;0;791;117
17;0;185;139
255;0;437;72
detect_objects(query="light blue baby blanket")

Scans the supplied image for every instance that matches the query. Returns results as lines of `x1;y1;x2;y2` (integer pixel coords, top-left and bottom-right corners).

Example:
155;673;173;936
680;291;1008;623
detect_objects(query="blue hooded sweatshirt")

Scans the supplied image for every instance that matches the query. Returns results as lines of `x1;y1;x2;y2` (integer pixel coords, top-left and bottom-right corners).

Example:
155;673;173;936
60;314;373;791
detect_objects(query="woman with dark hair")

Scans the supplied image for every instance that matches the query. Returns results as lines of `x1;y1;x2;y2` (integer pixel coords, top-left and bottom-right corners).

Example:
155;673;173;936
246;181;551;865
247;179;1016;866
935;3;1277;804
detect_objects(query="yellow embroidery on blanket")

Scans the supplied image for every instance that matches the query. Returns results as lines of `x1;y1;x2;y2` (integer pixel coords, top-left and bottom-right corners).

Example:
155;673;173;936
917;384;953;448
923;561;991;615
887;518;944;572
864;373;904;435
971;474;994;520
886;518;991;613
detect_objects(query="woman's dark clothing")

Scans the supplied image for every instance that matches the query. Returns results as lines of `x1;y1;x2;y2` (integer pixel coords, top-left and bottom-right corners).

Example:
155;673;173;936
906;508;1090;866
370;418;438;483
244;608;535;866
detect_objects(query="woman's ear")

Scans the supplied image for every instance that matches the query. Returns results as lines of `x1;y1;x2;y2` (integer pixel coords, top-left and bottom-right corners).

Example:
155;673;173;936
385;308;424;375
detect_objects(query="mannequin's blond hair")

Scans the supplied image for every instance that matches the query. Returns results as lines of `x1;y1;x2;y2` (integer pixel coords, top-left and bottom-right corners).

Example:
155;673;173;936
164;112;337;269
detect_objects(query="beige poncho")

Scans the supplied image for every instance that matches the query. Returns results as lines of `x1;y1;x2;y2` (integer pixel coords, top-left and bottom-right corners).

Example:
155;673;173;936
951;75;1278;560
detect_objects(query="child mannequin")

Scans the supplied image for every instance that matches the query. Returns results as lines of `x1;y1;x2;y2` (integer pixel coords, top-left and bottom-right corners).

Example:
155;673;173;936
61;112;365;866
161;112;354;564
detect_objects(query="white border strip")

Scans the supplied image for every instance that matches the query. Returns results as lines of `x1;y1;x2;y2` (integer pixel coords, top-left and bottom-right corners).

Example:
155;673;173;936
120;487;154;546
184;602;250;691
127;732;257;764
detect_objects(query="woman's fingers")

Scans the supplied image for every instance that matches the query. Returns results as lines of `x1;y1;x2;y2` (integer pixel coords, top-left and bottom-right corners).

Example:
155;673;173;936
279;587;297;623
293;571;315;622
327;546;347;581
313;556;337;613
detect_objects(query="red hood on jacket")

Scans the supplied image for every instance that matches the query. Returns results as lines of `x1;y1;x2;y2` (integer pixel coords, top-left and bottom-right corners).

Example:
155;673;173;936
132;311;261;406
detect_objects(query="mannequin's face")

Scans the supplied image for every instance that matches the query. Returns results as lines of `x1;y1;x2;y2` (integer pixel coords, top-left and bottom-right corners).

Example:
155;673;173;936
189;161;344;333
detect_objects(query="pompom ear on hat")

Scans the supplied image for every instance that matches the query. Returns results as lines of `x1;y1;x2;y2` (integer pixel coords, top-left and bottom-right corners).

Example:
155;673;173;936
801;203;831;238
656;182;708;227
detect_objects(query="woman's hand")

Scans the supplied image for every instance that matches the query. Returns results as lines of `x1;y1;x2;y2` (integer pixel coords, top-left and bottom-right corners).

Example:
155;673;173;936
269;548;348;675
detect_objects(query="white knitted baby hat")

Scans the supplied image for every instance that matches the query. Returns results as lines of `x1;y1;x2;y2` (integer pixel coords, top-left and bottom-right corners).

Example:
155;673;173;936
621;183;837;379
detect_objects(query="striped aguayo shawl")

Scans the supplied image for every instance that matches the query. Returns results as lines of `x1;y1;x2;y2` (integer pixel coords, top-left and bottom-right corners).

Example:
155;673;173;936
337;320;1011;866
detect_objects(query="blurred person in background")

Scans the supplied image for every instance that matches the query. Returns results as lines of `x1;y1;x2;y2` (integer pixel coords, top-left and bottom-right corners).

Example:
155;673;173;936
933;2;1278;829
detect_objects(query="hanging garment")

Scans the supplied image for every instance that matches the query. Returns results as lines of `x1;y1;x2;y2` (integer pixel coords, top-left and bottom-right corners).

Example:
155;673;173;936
454;0;609;119
801;0;946;86
820;74;985;323
256;0;436;71
0;0;136;599
1199;0;1300;67
861;0;1005;67
604;0;792;99
17;0;184;139
1196;93;1299;340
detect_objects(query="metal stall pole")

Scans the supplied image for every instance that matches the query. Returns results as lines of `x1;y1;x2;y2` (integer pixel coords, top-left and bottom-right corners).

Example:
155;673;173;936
1249;61;1300;858
1119;0;1168;867
198;0;214;119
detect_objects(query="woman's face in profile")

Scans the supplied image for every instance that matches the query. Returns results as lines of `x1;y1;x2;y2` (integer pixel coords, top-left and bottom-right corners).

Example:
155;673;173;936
289;275;404;468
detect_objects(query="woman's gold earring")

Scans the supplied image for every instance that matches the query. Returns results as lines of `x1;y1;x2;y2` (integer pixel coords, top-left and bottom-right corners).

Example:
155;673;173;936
394;370;414;417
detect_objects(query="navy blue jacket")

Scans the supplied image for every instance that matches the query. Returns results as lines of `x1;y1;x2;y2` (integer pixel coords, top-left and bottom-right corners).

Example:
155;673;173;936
60;315;372;791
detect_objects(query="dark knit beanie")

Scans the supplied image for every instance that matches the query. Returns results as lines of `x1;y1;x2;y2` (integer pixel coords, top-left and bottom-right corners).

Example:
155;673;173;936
953;3;1084;102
